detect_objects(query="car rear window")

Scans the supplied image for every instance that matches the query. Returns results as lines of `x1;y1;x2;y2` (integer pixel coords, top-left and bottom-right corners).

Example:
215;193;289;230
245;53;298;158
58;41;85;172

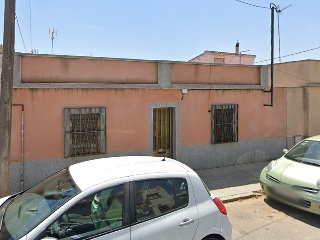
134;178;188;222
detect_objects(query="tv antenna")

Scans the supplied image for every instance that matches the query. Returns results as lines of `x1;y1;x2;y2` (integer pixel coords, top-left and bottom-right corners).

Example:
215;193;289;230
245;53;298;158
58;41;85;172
49;28;57;54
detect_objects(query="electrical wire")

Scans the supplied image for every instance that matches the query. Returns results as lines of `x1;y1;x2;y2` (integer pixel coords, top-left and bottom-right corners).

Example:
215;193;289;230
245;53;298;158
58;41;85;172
29;0;33;51
235;2;293;65
234;0;269;9
228;54;235;63
275;68;320;85
255;46;320;64
275;4;292;63
277;11;281;62
15;14;28;52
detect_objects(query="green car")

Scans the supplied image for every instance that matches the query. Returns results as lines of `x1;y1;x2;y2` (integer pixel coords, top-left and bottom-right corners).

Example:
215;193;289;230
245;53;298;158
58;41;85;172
260;135;320;215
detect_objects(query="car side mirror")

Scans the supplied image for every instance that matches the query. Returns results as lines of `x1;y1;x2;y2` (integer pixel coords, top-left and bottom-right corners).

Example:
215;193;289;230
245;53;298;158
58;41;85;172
283;149;289;154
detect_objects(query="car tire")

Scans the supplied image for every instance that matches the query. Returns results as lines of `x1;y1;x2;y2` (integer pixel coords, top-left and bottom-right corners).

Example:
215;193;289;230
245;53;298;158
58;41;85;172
203;237;221;240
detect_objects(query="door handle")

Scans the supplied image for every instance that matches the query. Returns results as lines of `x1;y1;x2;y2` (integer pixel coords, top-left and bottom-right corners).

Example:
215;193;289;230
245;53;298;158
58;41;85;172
179;218;194;227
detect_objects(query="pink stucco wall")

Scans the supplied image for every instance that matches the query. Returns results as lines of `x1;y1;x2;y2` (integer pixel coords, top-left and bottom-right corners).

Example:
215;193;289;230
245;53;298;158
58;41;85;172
171;63;260;85
21;55;158;84
181;88;287;145
10;88;286;161
20;55;261;85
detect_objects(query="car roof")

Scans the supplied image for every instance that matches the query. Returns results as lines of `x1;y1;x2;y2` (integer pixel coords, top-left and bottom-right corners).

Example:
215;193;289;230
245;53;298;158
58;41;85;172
305;135;320;141
69;156;191;190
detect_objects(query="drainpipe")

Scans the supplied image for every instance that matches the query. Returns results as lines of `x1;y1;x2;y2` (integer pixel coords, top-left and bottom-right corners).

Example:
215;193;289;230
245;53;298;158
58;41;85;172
12;104;24;191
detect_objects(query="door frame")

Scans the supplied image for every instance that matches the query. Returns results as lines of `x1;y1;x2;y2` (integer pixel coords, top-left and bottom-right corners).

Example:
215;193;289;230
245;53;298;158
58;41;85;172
148;102;181;160
153;107;173;158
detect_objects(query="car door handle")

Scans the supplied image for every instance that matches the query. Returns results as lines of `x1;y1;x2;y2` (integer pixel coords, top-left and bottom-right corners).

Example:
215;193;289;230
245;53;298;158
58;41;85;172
179;218;194;227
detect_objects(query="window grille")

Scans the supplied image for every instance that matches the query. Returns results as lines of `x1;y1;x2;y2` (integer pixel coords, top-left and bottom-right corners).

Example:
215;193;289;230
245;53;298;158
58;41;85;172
211;104;238;144
64;107;106;157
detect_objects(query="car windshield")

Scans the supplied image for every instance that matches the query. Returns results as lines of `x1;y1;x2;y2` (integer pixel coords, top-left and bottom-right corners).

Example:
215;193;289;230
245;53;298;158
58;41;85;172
0;168;79;240
285;140;320;165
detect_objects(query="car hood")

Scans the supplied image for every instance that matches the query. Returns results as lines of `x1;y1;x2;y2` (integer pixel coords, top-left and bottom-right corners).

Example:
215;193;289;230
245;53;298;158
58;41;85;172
269;157;320;189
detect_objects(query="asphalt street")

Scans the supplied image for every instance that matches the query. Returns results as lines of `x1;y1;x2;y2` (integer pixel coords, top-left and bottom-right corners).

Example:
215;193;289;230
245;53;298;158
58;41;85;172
226;195;320;240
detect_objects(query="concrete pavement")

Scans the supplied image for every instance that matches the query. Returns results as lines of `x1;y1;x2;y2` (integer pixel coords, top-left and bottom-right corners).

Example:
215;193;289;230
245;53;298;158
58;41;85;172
197;161;268;202
226;196;320;240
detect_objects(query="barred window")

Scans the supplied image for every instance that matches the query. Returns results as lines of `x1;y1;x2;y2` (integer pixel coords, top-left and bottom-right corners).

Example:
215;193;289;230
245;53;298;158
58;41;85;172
64;107;106;157
211;104;238;144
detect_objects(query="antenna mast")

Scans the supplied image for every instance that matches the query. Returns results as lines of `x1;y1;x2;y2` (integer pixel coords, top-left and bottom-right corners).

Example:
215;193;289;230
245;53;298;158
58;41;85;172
49;27;57;54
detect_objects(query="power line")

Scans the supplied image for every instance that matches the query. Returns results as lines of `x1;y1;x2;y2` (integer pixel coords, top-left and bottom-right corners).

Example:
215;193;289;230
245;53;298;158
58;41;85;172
275;4;292;63
234;1;292;65
255;46;320;64
15;14;27;52
275;68;320;85
278;4;292;12
234;0;269;9
277;11;281;62
29;0;33;51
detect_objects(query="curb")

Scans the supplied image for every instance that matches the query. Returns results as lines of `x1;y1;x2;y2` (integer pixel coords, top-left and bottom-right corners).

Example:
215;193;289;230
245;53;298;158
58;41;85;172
210;183;263;203
221;192;262;203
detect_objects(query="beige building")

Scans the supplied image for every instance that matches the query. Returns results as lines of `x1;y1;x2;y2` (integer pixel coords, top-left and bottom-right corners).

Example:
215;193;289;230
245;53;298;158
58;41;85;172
189;42;256;65
190;50;256;65
270;60;320;148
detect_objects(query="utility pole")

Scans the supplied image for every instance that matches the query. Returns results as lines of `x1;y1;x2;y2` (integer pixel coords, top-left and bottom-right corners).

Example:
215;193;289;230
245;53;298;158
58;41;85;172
264;4;275;107
264;3;291;107
0;0;16;197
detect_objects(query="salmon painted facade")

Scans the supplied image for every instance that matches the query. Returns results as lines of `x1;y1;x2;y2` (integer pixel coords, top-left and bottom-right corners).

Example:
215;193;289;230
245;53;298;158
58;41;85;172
5;52;291;193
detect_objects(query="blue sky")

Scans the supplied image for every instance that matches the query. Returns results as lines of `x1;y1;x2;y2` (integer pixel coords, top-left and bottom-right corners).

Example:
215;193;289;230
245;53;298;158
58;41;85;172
0;0;319;64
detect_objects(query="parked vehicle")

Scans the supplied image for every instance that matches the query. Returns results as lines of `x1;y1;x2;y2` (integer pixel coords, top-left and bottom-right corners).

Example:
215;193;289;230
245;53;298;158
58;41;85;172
0;156;232;240
260;135;320;215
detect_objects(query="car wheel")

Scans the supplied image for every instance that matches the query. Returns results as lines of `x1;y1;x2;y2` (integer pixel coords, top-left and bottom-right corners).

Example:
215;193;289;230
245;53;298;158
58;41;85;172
203;237;221;240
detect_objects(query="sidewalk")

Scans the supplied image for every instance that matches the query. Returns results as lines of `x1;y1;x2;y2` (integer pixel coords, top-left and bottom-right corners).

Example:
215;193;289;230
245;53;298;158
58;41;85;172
196;161;268;202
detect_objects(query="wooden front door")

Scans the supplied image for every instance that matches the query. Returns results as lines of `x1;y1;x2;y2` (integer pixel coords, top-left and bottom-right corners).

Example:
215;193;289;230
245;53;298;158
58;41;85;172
153;108;173;158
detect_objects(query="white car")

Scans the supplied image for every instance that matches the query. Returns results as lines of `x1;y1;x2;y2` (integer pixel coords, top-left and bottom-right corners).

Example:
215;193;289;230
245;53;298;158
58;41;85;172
0;156;232;240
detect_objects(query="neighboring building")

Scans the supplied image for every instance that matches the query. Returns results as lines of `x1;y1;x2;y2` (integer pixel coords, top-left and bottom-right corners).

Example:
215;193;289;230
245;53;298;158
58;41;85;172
8;52;287;193
269;60;320;147
189;41;256;65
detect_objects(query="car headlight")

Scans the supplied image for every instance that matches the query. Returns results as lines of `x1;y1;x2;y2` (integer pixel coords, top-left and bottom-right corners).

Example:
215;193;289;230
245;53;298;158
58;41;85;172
266;160;277;172
317;179;320;188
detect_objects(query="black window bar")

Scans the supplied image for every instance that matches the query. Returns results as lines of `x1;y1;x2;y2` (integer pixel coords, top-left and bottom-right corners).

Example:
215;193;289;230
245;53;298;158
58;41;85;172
64;107;106;157
211;104;238;144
